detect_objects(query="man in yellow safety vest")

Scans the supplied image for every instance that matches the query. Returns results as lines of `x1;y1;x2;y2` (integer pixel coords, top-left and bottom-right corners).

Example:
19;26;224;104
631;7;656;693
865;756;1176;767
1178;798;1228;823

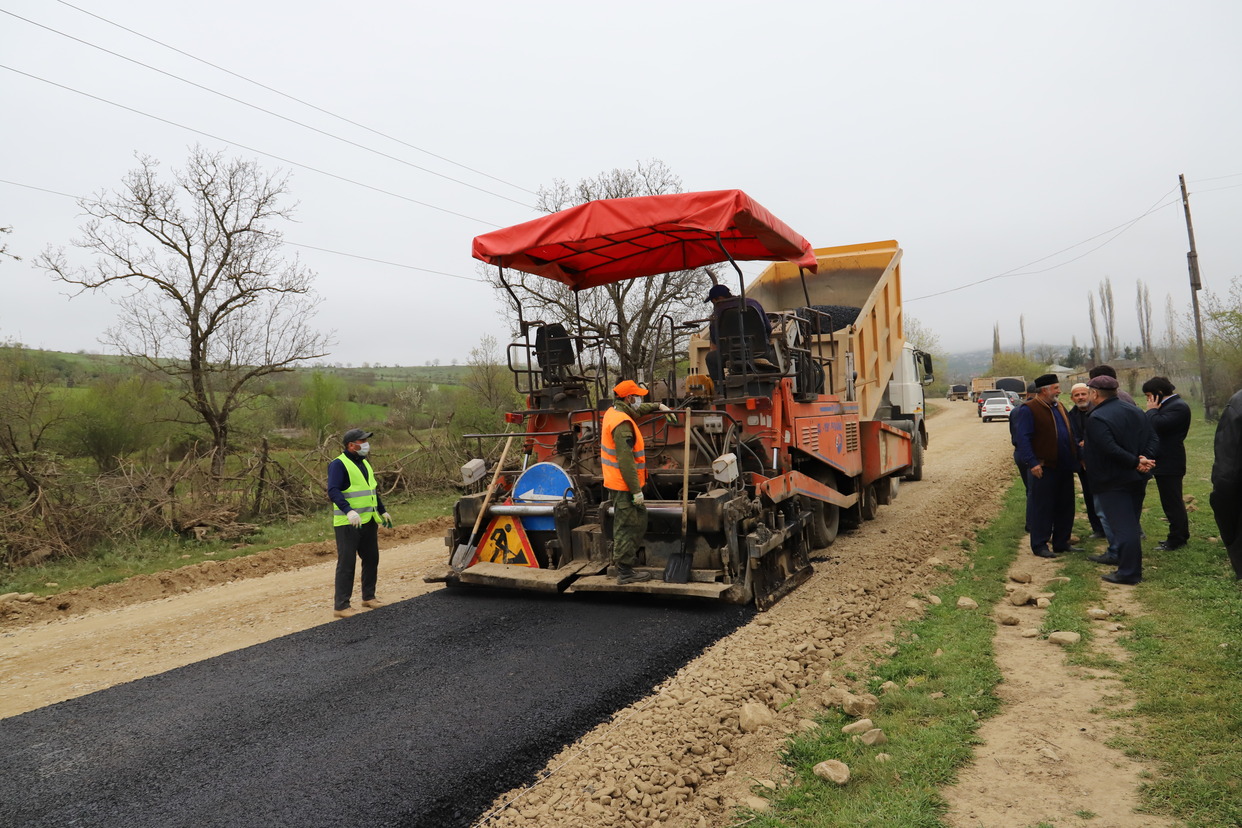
328;428;392;618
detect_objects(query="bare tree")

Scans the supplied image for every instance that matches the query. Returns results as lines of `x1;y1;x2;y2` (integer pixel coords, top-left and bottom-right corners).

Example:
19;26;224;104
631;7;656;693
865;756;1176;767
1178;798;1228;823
0;226;19;263
992;322;1001;356
1030;343;1061;365
463;334;519;413
39;147;332;476
487;160;713;380
1088;293;1101;364
903;315;941;354
1136;279;1153;355
1019;314;1026;357
1098;278;1116;362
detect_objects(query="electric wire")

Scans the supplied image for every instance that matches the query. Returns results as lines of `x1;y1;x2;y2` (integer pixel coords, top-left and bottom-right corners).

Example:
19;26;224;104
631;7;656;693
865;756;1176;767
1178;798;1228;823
0;8;534;209
53;0;537;196
906;186;1184;303
0;177;489;284
0;63;503;228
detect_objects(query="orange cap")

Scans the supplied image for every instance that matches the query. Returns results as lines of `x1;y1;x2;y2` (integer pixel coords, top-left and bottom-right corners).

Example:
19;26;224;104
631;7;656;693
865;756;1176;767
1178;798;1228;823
613;379;648;398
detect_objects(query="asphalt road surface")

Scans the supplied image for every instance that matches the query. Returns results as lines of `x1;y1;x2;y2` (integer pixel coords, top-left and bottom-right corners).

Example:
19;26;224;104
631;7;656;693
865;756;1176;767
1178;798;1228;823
0;588;751;828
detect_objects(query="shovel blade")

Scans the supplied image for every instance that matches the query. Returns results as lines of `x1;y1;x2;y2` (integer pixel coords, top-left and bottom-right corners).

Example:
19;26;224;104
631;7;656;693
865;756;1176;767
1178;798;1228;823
663;550;692;583
451;543;476;571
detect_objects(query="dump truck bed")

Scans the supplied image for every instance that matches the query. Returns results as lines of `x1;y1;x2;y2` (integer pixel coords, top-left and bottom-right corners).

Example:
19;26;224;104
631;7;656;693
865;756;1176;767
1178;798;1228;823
691;240;904;422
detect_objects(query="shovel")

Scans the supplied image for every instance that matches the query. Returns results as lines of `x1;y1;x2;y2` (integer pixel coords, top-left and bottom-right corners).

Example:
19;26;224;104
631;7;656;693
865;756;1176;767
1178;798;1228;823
664;411;693;583
451;434;514;571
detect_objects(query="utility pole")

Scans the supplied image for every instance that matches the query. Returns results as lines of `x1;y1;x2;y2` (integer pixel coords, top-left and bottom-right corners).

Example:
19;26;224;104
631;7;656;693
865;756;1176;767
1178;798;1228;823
1179;173;1214;420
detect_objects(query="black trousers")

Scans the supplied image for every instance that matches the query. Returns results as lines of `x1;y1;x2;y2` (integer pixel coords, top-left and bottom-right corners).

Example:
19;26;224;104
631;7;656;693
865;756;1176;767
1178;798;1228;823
1096;485;1144;581
1077;470;1104;534
1027;466;1075;553
334;521;379;610
1154;474;1189;546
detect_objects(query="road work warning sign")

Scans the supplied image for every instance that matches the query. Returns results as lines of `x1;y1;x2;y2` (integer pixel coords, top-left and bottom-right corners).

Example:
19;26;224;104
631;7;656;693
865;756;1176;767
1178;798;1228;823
470;516;540;568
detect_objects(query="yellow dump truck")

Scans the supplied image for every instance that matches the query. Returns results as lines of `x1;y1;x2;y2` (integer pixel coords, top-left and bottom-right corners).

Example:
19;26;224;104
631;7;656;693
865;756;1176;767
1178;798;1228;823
690;239;931;480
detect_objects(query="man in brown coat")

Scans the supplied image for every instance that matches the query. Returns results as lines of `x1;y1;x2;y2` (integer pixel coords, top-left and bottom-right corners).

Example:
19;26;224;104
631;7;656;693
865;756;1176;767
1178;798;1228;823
1011;373;1080;558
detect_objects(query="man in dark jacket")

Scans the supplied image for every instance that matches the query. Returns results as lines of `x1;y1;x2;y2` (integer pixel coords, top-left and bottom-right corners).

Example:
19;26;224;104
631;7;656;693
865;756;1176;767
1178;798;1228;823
1066;381;1105;538
1083;376;1158;585
1210;387;1242;580
1012;374;1078;558
1142;376;1191;550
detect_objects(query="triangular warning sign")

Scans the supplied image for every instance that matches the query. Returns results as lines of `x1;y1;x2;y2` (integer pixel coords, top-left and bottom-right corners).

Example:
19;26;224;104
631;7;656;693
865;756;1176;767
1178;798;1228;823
470;516;540;568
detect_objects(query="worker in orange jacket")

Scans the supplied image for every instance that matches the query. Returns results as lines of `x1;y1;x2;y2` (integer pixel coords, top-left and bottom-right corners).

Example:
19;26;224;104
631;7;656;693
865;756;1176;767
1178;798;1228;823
601;380;669;584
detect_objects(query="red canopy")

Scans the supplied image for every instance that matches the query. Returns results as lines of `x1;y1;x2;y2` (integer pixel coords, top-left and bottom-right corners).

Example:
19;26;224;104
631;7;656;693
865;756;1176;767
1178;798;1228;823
472;189;817;289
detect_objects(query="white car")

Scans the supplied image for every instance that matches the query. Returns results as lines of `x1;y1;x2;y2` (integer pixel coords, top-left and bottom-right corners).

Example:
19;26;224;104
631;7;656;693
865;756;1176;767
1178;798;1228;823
981;395;1015;422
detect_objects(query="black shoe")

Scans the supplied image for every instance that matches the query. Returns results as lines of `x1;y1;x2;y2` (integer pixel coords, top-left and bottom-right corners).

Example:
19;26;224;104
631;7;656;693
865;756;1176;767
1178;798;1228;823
1088;553;1120;565
1102;572;1142;585
616;565;653;585
1055;546;1085;554
1089;531;1107;539
1033;548;1062;558
1155;541;1186;551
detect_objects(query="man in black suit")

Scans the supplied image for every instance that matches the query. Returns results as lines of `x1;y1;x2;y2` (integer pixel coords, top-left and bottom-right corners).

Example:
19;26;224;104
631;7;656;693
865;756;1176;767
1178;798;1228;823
1143;376;1191;550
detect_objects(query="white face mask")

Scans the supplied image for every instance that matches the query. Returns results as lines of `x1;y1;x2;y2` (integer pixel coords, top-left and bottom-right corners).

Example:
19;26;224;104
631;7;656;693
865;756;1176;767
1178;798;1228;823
356;442;370;457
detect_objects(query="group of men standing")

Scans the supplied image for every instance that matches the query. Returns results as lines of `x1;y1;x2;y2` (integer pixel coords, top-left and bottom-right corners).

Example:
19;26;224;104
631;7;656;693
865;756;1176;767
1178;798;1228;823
1010;368;1187;586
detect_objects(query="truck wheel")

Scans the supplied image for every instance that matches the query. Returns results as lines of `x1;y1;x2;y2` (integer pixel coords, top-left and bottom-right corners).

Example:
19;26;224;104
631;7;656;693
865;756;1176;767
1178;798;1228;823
859;484;879;520
807;469;839;548
904;431;925;482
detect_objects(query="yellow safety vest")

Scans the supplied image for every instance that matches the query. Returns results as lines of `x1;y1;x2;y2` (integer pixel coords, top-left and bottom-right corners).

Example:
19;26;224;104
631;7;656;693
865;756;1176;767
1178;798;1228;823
332;453;378;526
601;407;646;492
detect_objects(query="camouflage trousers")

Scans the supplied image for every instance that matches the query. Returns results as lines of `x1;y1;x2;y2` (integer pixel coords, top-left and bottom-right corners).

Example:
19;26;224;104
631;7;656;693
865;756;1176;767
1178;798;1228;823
610;489;648;567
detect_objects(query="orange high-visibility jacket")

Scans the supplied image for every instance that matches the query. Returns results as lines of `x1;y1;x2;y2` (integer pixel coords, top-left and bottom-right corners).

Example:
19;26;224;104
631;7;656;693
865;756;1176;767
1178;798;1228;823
601;406;646;492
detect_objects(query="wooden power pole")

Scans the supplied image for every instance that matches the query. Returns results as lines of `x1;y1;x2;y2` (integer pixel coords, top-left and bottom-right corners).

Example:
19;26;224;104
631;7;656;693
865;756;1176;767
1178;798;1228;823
1179;174;1214;420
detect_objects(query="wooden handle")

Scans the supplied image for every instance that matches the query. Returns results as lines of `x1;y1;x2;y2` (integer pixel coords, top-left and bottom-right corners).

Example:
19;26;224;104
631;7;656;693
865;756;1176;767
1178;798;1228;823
468;435;514;541
681;412;692;537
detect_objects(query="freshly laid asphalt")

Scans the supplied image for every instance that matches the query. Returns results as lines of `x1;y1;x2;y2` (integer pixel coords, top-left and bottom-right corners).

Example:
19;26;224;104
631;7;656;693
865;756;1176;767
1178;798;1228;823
0;587;752;828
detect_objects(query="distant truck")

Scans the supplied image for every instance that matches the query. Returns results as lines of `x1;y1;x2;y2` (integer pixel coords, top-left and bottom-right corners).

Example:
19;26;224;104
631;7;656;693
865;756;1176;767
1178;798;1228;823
946;384;968;401
970;376;1025;401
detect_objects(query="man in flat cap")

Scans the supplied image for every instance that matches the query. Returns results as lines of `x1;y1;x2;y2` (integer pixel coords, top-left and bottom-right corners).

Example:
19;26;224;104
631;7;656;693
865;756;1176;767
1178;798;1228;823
328;428;393;618
1082;375;1158;584
1011;373;1079;557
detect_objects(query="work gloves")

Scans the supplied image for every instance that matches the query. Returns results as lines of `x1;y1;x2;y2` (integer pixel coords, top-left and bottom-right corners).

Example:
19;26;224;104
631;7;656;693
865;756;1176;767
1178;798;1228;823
658;403;678;424
632;492;645;506
347;510;362;527
381;513;393;529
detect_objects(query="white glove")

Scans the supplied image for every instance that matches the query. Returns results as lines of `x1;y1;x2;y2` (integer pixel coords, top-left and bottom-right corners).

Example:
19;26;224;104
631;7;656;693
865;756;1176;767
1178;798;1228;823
658;402;677;423
658;403;671;412
381;512;393;528
347;510;361;527
632;491;645;506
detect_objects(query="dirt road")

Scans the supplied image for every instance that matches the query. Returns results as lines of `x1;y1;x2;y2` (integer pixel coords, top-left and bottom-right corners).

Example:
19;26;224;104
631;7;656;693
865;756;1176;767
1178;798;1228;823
4;401;1099;826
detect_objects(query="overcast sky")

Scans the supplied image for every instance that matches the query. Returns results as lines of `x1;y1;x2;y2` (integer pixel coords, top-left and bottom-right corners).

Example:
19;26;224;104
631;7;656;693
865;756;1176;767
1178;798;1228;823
3;0;1240;367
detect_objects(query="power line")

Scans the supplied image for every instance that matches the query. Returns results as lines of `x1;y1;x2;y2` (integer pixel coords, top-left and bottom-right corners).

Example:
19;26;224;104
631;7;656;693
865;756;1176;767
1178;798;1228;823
54;0;538;197
0;63;502;227
0;7;534;209
0;177;488;283
906;187;1183;303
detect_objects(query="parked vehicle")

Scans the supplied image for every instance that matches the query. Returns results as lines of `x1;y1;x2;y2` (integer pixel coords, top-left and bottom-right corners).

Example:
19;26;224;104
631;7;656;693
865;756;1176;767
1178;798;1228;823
981;394;1016;422
976;389;1008;417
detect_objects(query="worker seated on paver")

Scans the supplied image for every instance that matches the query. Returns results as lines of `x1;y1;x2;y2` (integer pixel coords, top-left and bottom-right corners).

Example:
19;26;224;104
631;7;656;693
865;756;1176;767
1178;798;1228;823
703;284;777;387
